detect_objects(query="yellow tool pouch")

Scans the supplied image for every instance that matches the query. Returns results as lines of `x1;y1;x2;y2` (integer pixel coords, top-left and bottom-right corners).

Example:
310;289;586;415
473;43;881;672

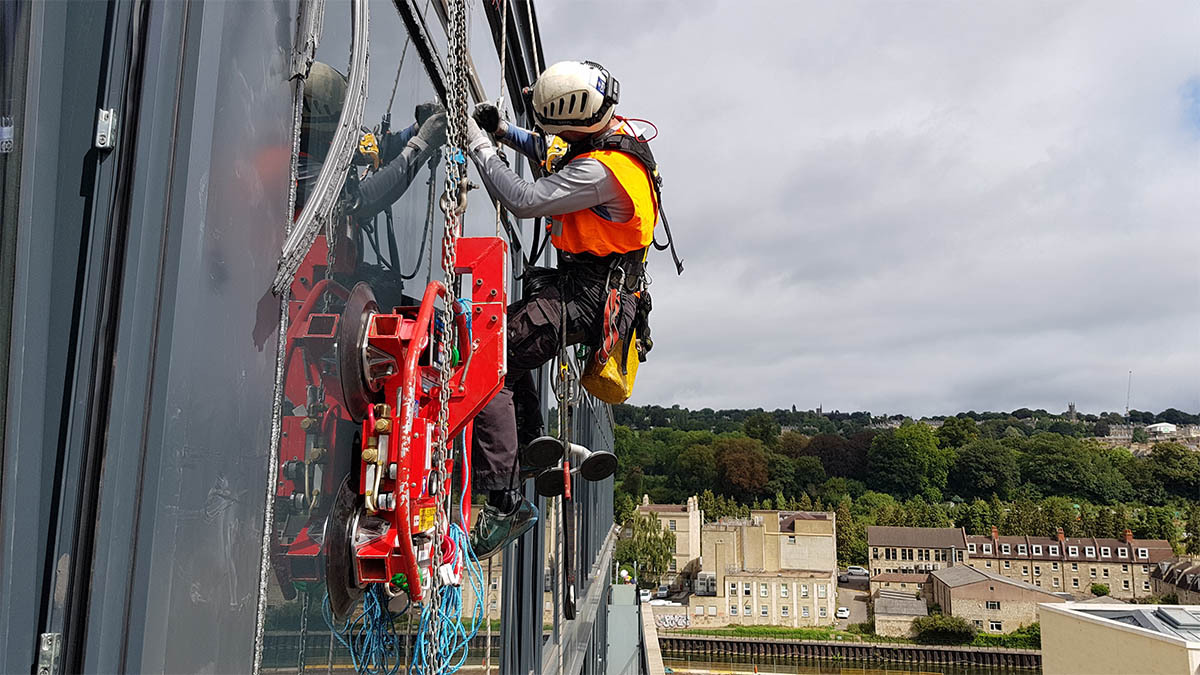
581;330;640;404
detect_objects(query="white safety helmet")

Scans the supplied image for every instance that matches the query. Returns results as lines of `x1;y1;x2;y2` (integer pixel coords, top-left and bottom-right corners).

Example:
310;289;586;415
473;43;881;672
530;60;620;136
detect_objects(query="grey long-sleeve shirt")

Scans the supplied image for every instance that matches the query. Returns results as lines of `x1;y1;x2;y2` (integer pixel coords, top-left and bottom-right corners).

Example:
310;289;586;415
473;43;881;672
468;125;634;223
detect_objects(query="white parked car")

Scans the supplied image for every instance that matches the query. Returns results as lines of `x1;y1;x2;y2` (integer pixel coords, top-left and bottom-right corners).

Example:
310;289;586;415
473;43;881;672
836;606;851;619
639;589;651;603
846;565;869;576
656;584;670;598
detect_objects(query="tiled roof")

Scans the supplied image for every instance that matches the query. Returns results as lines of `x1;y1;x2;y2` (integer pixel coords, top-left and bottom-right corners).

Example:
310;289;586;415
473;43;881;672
638;504;686;513
1153;559;1200;592
932;564;1062;598
964;534;1173;563
874;590;929;617
779;511;832;531
867;526;966;549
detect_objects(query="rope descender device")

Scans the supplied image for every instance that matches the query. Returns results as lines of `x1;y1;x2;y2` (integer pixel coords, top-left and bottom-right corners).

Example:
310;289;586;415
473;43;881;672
324;236;508;619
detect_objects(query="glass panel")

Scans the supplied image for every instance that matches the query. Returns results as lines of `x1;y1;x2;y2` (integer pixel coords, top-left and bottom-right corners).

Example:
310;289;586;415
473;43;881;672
261;1;458;670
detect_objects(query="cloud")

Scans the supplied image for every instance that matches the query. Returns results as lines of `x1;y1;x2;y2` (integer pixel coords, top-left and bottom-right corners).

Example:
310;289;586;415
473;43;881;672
539;1;1200;416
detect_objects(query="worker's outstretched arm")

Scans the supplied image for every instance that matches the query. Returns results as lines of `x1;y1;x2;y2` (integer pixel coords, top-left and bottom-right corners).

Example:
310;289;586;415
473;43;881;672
472;103;544;163
352;113;446;219
466;119;622;220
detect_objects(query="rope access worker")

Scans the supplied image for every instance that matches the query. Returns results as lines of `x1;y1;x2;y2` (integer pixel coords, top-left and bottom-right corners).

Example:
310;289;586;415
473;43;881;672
464;60;658;558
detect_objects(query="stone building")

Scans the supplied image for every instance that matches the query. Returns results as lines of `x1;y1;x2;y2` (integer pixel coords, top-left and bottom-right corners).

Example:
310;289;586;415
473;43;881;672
963;526;1172;600
687;510;838;628
866;525;966;577
873;589;928;638
928;565;1065;634
637;495;704;585
1150;559;1200;603
868;572;928;597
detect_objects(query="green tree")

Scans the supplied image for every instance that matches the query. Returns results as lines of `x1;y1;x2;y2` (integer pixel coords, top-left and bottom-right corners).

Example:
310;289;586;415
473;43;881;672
950;439;1018;500
743;412;781;448
836;497;867;565
622;468;645;502
614;492;636;525
778;430;810;459
714;436;769;500
1090;583;1110;597
867;424;949;499
1131;427;1148;443
937;416;980;449
912;615;977;645
614;512;676;587
1146;442;1200;500
1186;504;1200;555
675;443;718;497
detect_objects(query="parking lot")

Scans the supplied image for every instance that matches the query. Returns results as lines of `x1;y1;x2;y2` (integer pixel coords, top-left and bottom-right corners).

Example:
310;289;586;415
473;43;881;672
835;574;870;629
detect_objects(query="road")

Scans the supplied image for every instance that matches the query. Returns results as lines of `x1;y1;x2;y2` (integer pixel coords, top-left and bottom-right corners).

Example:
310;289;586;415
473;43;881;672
835;575;870;629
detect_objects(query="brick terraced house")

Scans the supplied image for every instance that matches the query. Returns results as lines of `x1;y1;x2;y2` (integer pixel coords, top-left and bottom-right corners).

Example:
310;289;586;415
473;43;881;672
963;526;1172;600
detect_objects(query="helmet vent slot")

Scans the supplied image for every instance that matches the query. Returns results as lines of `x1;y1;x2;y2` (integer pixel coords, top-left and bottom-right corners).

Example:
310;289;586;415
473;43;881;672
557;98;565;116
568;93;576;113
580;92;588;110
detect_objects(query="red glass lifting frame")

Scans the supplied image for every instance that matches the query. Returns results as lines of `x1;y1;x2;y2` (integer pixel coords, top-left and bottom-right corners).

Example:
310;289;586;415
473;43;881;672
353;236;507;602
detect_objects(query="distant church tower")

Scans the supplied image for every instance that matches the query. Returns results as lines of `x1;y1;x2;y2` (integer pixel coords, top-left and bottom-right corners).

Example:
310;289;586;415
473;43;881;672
1068;402;1077;422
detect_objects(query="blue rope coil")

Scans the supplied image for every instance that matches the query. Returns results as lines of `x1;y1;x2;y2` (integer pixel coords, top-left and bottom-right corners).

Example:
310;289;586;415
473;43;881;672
324;585;404;675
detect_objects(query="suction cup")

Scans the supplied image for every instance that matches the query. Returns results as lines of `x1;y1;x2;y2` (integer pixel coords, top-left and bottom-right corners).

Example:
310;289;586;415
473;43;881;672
521;436;564;469
324;475;364;621
579;450;618;482
337;283;379;422
535;467;571;498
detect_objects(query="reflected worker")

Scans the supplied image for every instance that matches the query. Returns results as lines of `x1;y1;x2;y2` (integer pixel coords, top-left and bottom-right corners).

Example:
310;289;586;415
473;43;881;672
464;61;658;558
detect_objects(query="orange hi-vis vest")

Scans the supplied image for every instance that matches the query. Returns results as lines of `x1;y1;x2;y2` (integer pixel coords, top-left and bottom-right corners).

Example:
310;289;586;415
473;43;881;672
550;143;658;257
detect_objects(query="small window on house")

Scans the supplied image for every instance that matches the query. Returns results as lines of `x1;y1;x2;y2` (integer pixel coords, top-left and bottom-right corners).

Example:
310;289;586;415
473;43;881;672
1072;578;1080;588
1072;562;1079;571
1034;565;1041;576
781;605;789;617
819;606;828;618
695;605;705;615
1142;565;1149;573
1050;545;1060;556
1103;568;1109;578
1143;580;1151;590
670;559;677;572
1101;547;1111;558
1052;562;1059;571
730;605;738;615
986;601;1001;610
817;584;827;599
1086;546;1096;558
668;519;677;531
1003;560;1011;569
708;606;717;616
968;543;977;553
1090;567;1097;578
982;544;992;554
760;584;768;597
985;561;992;568
989;621;1002;632
973;620;983;627
1033;545;1042;555
781;584;789;598
801;584;809;598
761;605;768;617
1069;546;1079;557
730;583;738;596
1121;564;1128;573
1053;578;1060;588
1118;548;1128;559
744;583;752;595
745;603;752;615
1137;548;1149;559
802;606;810;618
787;536;796;545
1018;544;1027;555
1022;565;1029;576
1001;544;1011;555
1122;579;1130;590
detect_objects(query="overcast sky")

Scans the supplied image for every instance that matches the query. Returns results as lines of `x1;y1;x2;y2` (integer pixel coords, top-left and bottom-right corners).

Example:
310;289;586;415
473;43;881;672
538;1;1200;417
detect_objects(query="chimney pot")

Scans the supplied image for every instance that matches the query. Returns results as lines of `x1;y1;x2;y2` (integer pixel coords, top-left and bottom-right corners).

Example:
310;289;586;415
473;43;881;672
1057;527;1065;543
1124;529;1133;544
991;525;999;541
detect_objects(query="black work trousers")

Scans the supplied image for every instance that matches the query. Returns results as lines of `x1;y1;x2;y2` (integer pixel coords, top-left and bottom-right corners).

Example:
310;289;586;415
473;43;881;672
471;268;636;492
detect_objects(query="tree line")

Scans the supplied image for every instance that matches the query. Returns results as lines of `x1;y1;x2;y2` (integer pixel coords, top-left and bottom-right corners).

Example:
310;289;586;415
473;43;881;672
612;408;1200;565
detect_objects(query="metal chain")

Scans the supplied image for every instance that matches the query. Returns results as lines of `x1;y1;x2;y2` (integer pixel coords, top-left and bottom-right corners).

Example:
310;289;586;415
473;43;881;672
427;0;471;671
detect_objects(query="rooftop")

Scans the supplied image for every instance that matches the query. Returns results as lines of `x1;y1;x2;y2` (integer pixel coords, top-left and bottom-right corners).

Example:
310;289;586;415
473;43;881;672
867;525;966;549
1050;603;1200;643
870;573;929;583
874;590;929;617
778;511;833;532
932;564;1061;597
964;533;1173;563
638;504;687;514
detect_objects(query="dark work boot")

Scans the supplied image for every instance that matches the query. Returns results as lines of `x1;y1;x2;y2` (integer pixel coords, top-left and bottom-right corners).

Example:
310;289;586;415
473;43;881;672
470;499;539;560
